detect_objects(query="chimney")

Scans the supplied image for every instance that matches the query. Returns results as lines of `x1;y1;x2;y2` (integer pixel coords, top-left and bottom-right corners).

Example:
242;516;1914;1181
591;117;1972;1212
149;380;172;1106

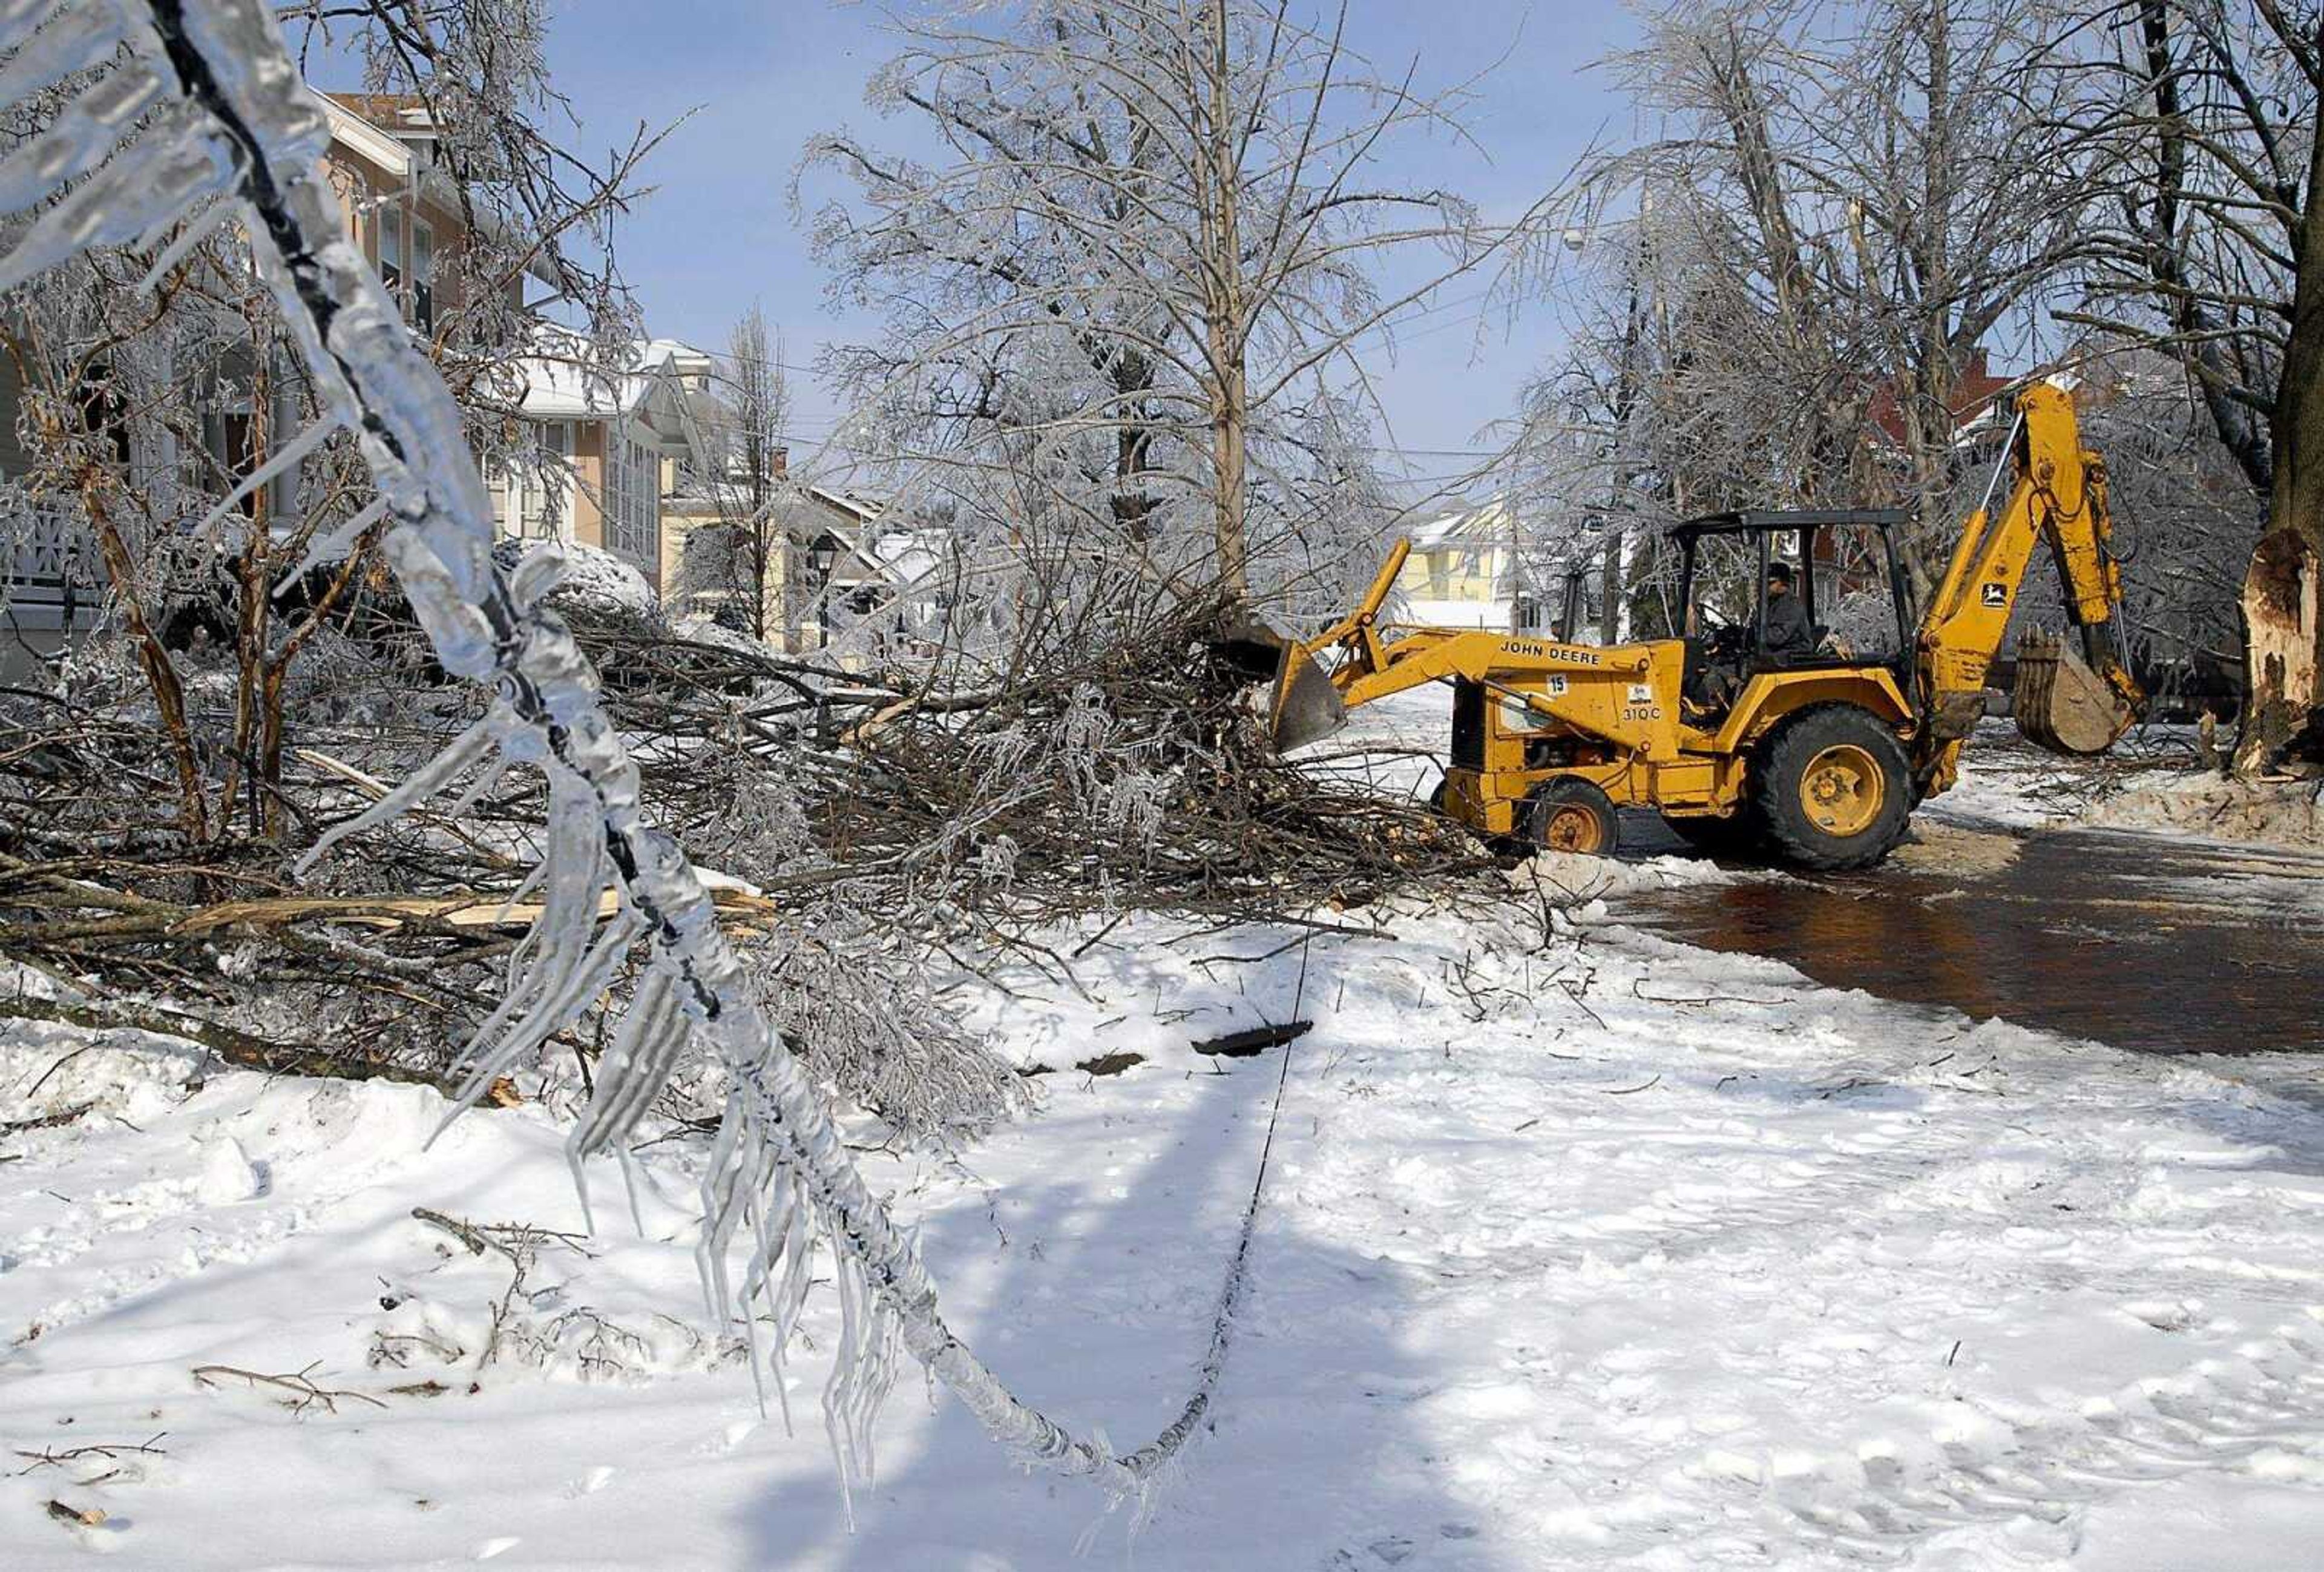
771;446;789;478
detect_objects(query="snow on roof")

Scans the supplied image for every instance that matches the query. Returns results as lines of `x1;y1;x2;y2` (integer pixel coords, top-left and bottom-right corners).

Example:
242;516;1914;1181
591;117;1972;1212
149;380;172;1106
870;528;946;588
806;485;884;522
642;338;715;375
514;332;677;420
1406;496;1515;549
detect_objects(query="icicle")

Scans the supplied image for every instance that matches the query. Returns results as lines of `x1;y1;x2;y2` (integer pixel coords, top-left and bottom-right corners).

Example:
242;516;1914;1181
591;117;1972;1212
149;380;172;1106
568;967;684;1162
191;414;343;542
271;497;389;597
0;64;164;212
294;717;493;876
615;1146;646;1238
737;1190;776;1424
136;194;237;293
484;860;545;935
0;110;234;290
443;752;510;820
0;2;137;106
695;1090;759;1322
446;906;640;1119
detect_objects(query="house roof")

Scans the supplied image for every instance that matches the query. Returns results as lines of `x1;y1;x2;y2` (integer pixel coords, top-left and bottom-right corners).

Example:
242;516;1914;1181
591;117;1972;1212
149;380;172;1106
1406;495;1515;550
1865;348;2014;448
517;334;675;416
514;334;705;456
322;93;436;135
313;90;560;289
868;528;945;588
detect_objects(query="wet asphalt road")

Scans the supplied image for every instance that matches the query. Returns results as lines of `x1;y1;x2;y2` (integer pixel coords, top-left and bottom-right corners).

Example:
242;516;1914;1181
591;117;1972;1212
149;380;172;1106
1610;815;2324;1057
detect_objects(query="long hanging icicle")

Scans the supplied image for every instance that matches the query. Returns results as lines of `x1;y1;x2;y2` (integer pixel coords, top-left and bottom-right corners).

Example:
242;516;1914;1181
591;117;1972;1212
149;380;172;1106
0;0;1253;1510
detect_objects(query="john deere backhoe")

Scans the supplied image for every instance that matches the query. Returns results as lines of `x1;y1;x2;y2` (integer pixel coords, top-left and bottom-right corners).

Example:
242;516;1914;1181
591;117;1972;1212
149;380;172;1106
1268;384;2144;870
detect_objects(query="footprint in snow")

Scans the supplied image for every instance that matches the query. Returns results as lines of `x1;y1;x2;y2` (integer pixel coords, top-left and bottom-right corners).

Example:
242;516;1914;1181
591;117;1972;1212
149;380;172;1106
563;1465;616;1498
698;1416;759;1456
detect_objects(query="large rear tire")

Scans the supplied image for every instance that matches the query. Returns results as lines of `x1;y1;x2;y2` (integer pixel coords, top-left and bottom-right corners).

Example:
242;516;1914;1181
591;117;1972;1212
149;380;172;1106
1524;778;1620;857
1751;706;1912;871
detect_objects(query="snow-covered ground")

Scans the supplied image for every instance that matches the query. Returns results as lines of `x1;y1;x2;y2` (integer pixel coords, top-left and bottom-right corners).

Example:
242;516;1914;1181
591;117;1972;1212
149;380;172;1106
8;680;2321;1569
1933;722;2323;853
8;878;2324;1570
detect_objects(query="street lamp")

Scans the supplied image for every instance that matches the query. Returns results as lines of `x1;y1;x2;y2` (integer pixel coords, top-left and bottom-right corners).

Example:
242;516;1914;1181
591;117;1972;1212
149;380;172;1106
809;536;839;650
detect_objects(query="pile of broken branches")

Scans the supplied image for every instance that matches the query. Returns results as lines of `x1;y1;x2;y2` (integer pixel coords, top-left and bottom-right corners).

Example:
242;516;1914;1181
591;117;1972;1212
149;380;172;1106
1;579;1488;1127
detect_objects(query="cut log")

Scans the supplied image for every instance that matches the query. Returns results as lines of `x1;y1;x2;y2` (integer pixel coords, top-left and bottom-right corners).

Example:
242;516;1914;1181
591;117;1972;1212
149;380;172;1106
1192;1021;1314;1057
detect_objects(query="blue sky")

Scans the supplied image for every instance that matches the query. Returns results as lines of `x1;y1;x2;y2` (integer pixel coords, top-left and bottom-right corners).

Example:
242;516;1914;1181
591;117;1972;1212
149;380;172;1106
433;3;1643;466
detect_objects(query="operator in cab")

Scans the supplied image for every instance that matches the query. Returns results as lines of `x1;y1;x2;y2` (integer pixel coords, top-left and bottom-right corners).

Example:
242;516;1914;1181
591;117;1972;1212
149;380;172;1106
1759;561;1813;663
1691;559;1814;713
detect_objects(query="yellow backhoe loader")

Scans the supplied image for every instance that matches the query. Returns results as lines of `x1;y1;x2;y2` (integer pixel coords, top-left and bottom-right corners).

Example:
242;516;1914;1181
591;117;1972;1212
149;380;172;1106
1268;384;2143;870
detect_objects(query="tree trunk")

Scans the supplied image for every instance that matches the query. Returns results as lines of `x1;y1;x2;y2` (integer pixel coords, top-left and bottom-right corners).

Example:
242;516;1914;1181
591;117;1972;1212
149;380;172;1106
1203;0;1250;605
1597;523;1626;643
2233;85;2324;772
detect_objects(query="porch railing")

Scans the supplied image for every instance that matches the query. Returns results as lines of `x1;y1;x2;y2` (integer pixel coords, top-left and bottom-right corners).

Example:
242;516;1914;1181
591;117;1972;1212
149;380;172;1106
4;501;102;624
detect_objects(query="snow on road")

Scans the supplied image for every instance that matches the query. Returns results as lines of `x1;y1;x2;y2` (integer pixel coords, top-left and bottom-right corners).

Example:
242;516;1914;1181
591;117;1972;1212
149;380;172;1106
7;876;2324;1570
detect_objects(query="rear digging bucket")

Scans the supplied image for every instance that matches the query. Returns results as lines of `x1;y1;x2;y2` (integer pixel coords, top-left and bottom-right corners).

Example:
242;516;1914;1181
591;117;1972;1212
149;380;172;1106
2014;630;2135;755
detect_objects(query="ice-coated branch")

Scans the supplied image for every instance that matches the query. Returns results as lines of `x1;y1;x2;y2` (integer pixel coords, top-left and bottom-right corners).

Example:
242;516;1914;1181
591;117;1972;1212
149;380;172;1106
0;0;1231;1512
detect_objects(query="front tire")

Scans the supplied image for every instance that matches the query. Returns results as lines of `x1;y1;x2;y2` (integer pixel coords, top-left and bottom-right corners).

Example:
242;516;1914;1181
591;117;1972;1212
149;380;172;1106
1751;706;1912;870
1525;778;1620;857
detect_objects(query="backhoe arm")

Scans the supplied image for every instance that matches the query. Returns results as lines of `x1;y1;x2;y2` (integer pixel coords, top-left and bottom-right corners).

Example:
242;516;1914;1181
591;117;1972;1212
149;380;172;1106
1265;539;1635;751
1918;383;2142;760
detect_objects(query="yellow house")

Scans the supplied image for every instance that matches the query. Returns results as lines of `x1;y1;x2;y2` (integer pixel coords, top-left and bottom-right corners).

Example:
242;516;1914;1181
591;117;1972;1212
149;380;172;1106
660;475;907;654
1396;496;1531;631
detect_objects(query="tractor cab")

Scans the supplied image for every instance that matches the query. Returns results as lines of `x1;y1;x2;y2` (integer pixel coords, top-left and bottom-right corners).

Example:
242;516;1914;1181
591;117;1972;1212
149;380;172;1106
1668;508;1917;717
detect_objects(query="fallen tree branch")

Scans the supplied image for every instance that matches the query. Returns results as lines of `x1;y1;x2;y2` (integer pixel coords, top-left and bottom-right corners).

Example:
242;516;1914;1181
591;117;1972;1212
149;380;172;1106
1193;1021;1315;1057
0;996;455;1091
191;1363;386;1416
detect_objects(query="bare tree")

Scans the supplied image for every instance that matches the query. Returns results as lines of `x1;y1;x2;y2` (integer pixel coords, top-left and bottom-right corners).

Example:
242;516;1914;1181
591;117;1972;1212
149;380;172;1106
1544;1;2087;596
680;307;796;644
801;0;1565;627
2056;0;2322;768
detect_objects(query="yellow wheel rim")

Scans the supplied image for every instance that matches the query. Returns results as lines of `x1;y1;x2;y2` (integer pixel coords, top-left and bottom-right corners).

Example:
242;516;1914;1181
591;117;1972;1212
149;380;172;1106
1800;743;1885;837
1539;803;1607;854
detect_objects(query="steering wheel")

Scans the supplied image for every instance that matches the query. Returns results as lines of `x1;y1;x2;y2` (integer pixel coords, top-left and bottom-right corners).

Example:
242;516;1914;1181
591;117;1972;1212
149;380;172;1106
1704;620;1750;660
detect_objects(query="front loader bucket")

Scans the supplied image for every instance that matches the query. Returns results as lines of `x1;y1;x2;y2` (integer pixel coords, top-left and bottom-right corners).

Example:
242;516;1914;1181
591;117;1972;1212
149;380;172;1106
2014;630;2135;755
1269;640;1348;753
